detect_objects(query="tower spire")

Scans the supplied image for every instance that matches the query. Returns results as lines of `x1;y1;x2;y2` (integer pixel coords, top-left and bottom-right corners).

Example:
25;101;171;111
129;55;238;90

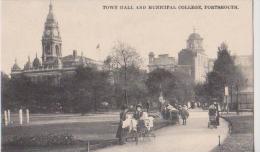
49;0;53;12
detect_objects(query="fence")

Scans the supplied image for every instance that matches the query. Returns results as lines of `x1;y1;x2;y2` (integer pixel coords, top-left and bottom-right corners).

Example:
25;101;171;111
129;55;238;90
230;92;254;112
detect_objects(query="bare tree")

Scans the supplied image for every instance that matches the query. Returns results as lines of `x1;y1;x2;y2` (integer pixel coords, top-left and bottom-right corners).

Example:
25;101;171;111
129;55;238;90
109;41;142;106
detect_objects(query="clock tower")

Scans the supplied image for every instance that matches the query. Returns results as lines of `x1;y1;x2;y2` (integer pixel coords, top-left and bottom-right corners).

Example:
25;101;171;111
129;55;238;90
42;0;62;67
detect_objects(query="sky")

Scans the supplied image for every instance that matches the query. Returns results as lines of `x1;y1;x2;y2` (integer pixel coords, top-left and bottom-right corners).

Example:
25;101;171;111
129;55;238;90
1;0;253;74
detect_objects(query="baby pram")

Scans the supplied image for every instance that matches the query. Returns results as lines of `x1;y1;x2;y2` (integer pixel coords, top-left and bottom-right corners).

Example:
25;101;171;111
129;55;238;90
208;105;217;128
122;113;155;144
162;104;180;124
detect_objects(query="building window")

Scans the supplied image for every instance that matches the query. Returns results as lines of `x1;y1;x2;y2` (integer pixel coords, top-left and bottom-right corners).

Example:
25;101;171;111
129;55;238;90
55;45;60;56
46;44;51;54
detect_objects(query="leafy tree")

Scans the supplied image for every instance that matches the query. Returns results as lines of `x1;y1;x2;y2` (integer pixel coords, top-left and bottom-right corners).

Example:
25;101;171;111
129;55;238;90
146;68;193;106
117;65;148;107
1;65;113;113
1;72;13;110
204;42;245;104
68;66;113;113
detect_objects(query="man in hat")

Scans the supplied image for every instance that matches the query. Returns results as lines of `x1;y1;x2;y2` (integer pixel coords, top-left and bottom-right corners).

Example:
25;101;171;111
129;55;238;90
134;104;143;120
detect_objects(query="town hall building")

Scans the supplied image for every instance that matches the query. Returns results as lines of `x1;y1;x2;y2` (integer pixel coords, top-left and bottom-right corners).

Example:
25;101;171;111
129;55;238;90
11;1;102;85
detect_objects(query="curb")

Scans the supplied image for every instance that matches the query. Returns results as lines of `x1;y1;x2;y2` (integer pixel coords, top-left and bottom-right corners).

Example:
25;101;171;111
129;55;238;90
220;116;232;134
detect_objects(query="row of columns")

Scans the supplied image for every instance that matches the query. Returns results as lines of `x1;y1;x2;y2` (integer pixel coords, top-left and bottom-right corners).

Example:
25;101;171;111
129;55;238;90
3;109;30;126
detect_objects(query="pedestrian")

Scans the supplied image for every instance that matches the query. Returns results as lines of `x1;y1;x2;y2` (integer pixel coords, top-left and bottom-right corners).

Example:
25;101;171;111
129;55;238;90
180;105;189;125
213;102;220;126
116;104;129;145
134;104;143;120
134;104;145;132
145;100;150;112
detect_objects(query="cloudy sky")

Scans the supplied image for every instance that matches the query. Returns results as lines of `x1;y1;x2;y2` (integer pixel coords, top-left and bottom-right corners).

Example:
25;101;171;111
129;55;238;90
1;0;253;74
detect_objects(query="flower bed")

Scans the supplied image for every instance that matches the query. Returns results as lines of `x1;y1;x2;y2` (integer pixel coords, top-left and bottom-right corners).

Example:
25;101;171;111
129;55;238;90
5;133;75;147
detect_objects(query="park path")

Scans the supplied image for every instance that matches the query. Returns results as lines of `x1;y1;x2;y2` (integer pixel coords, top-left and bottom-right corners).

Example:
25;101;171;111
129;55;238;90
95;110;229;152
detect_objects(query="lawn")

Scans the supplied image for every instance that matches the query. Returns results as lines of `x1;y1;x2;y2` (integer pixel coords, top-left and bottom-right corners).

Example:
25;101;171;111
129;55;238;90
211;114;254;152
2;113;169;152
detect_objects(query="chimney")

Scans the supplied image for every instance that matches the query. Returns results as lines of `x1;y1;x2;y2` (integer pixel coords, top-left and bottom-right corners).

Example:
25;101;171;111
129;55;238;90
73;50;77;58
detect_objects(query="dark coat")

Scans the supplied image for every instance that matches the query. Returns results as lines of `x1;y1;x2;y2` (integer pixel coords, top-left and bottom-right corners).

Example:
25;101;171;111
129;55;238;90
133;111;143;120
180;108;189;119
116;111;128;138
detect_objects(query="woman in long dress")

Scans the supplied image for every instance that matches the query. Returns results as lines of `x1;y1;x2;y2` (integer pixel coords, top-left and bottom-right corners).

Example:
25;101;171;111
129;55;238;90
116;105;128;144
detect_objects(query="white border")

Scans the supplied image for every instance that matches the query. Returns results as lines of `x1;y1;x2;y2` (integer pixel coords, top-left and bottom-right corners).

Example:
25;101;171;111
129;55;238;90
254;0;259;151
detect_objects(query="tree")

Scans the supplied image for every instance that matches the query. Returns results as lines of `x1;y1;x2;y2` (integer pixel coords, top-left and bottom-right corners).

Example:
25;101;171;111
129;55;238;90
145;68;193;106
117;65;148;106
194;83;209;104
1;72;13;110
204;42;245;104
109;41;142;106
1;65;113;113
70;66;113;113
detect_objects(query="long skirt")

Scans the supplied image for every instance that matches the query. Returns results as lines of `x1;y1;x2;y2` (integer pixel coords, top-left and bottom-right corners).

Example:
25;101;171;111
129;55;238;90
116;124;127;139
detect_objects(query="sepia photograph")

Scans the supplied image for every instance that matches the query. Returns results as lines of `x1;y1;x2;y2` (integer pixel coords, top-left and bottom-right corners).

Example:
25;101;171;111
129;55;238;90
1;0;255;151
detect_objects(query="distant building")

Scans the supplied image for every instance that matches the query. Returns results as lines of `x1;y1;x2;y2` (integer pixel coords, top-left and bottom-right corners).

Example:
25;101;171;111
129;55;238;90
148;53;176;72
147;31;213;83
178;31;209;83
11;1;102;85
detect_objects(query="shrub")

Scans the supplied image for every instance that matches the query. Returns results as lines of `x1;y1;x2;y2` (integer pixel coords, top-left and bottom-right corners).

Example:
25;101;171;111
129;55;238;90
6;133;75;147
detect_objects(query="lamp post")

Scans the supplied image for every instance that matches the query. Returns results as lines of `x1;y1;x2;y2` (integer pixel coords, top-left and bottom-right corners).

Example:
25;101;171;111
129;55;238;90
236;82;239;115
224;86;229;114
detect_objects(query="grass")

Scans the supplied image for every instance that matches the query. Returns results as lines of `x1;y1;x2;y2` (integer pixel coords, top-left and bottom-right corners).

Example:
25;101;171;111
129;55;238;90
2;115;170;151
211;114;254;152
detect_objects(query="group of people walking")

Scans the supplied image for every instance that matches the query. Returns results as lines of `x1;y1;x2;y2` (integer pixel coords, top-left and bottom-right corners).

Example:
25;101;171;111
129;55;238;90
116;100;220;144
161;103;190;125
116;104;147;145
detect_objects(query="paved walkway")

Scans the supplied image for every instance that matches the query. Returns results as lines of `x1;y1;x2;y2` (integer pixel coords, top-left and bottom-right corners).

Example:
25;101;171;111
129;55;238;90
96;110;229;152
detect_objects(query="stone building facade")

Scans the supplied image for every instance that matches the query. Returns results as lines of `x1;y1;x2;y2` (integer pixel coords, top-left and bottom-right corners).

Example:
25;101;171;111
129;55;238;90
148;53;176;72
148;31;211;83
11;1;102;85
178;32;209;83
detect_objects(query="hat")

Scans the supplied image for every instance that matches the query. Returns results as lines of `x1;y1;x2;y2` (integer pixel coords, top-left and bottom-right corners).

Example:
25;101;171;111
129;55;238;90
136;104;142;109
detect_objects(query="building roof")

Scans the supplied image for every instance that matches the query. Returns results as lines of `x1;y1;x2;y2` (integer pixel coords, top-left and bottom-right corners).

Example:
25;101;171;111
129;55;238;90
12;59;21;71
149;52;155;56
46;2;56;23
33;56;41;68
188;33;203;40
24;57;32;70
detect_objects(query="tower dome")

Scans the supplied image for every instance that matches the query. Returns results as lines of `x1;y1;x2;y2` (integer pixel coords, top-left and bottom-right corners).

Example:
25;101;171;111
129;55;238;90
11;59;21;71
188;33;203;40
24;56;32;70
33;54;41;68
186;29;204;51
